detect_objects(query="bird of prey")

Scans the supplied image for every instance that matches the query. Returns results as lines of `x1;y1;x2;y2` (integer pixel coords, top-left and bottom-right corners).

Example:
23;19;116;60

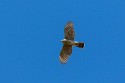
59;21;85;64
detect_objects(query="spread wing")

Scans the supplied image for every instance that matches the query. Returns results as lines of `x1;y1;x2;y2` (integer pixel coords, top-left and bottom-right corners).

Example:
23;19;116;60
60;45;72;64
64;21;75;40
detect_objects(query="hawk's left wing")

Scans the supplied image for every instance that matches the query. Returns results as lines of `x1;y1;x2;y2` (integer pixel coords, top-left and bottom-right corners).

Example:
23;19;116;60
60;45;72;64
64;21;75;40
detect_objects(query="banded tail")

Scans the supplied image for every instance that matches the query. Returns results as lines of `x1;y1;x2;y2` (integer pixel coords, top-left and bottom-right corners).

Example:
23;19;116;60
77;42;84;48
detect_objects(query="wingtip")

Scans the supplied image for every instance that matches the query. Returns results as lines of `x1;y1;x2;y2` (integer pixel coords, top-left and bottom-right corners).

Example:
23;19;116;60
67;21;73;24
59;56;67;64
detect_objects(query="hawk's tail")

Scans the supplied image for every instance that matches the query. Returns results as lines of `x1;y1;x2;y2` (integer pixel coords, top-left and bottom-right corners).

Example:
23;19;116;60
77;42;84;48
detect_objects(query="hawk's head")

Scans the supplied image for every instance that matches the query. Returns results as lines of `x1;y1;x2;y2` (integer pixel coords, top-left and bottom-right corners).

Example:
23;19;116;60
61;39;66;43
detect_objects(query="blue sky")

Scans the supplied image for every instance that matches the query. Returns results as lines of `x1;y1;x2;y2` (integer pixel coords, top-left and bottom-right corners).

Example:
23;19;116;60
0;0;125;83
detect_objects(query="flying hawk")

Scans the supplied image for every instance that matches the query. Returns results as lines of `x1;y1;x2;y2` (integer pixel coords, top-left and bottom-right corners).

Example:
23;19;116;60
60;21;85;64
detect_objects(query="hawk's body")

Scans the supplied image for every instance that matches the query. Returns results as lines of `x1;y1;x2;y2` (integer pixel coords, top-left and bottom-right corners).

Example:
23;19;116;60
61;39;78;46
60;21;84;64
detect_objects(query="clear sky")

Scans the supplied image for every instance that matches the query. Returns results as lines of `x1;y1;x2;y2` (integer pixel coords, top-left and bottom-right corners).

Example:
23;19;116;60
0;0;125;83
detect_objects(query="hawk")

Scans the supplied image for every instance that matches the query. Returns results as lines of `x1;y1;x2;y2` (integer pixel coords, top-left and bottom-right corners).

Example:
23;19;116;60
60;21;85;64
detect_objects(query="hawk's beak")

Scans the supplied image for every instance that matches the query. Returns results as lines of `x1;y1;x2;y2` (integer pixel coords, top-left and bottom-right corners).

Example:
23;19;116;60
61;40;64;42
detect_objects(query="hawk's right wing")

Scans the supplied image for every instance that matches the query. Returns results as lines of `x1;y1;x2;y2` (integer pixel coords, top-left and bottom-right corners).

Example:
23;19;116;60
60;45;72;64
64;21;75;40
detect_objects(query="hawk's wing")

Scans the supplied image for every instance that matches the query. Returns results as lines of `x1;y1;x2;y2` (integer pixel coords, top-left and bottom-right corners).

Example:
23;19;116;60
64;21;75;40
60;45;72;64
